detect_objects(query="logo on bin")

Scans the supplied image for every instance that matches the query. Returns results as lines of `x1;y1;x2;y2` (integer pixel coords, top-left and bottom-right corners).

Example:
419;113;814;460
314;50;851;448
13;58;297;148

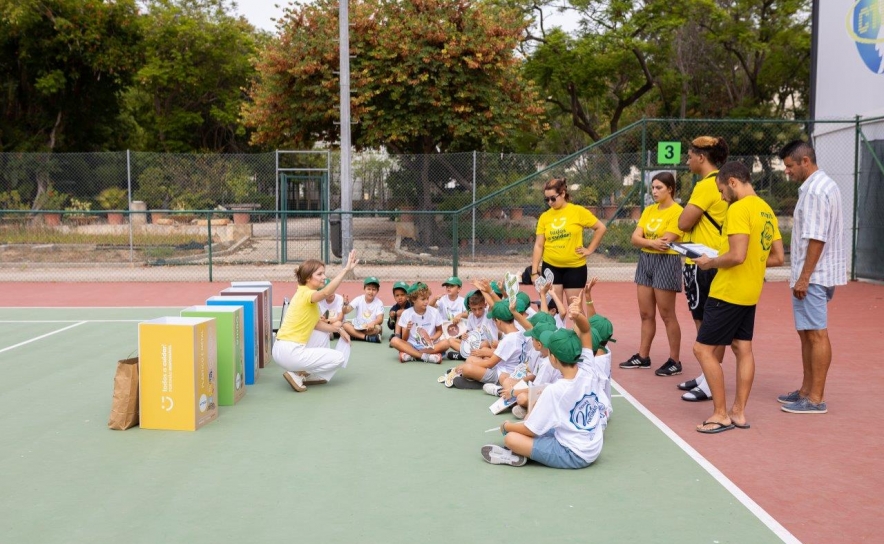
199;394;208;413
161;396;174;411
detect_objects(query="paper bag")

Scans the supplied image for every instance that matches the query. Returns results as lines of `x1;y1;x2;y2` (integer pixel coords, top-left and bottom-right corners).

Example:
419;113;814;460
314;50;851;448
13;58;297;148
108;357;139;430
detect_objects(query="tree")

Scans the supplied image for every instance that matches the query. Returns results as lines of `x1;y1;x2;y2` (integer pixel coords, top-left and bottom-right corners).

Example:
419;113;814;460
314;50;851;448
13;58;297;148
244;0;546;243
123;0;263;152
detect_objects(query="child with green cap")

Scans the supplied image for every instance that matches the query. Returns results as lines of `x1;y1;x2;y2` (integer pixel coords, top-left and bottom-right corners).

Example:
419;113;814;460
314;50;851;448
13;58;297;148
447;300;526;388
391;282;450;363
342;276;384;343
481;318;610;468
431;276;464;321
387;281;412;342
445;289;498;361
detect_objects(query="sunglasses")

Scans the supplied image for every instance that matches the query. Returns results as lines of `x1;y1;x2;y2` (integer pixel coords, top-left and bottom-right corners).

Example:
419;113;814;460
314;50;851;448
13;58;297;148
544;194;561;203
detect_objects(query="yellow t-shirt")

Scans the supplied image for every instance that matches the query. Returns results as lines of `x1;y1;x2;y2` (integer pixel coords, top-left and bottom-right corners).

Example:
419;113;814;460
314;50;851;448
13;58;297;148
638;203;684;255
536;203;600;268
709;196;782;306
684;171;727;264
276;286;319;344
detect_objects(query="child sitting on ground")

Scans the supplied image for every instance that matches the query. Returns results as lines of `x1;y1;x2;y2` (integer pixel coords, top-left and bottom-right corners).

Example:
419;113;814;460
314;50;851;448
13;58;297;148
317;278;346;345
431;276;464;321
446;289;498;361
390;282;450;363
481;320;610;469
446;300;525;389
342;276;385;343
387;281;412;342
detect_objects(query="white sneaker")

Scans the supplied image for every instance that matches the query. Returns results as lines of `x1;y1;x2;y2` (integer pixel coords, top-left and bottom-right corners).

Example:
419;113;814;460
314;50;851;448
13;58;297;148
302;373;327;385
283;372;306;392
399;352;415;362
444;368;459;388
512;405;527;419
480;444;527;466
483;383;502;396
423;353;442;364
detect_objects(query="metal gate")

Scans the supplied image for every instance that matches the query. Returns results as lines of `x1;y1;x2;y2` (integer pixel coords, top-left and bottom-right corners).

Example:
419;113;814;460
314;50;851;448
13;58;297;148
276;151;331;263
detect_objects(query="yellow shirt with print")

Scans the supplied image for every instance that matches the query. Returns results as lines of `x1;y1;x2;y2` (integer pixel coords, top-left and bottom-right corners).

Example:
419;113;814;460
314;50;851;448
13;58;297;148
684;171;727;264
638;202;684;255
536;203;600;268
709;196;782;306
276;286;319;344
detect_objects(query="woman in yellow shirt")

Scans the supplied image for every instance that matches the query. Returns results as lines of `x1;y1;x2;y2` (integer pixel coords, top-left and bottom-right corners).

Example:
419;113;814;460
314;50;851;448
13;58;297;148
531;178;607;322
272;250;359;392
620;172;685;377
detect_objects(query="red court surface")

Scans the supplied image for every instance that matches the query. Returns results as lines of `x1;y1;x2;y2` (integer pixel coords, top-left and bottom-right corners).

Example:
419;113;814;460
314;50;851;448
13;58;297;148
2;279;881;543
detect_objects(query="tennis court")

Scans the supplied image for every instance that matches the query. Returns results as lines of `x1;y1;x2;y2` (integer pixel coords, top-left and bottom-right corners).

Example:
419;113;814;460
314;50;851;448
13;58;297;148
1;280;881;543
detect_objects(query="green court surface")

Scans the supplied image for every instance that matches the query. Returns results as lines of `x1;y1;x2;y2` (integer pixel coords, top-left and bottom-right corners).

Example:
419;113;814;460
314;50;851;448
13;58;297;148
0;308;788;543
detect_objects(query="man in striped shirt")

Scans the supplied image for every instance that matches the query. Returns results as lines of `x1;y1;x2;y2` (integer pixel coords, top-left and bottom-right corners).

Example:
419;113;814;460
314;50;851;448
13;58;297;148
777;141;847;415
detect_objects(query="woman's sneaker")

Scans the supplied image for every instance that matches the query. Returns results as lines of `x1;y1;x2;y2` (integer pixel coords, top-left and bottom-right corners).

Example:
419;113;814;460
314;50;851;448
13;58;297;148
654;359;683;376
283;372;306;392
619;353;651;369
480;445;527;466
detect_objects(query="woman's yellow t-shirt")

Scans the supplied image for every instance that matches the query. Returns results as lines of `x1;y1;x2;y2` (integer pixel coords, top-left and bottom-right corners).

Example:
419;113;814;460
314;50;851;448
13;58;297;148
709;196;782;306
638;203;684;254
276;286;319;344
536;203;600;268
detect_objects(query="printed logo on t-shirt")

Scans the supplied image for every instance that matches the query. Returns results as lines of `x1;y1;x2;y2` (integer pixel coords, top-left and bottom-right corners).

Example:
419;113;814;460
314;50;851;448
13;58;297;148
646;218;663;233
761;220;774;252
569;393;604;432
548;217;569;243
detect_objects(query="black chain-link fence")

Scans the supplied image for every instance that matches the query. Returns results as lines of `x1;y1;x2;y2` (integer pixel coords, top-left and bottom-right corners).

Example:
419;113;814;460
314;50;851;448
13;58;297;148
1;118;881;282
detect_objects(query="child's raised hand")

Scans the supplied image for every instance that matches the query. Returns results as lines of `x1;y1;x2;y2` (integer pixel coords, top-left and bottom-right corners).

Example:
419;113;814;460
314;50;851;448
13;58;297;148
343;294;350;305
473;278;491;293
568;296;582;319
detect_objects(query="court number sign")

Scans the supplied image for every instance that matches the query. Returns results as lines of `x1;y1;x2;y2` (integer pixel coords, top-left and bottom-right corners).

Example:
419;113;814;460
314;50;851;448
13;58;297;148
657;141;682;165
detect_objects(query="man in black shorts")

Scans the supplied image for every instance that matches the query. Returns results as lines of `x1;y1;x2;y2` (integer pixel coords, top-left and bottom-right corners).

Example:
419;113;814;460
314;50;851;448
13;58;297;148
691;162;784;433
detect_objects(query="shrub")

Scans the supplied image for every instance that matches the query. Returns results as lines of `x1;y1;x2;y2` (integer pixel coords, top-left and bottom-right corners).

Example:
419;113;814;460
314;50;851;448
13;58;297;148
96;187;129;210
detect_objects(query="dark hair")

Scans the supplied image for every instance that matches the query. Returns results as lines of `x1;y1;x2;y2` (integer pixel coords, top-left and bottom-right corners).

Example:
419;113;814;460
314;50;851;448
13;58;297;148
295;259;325;285
778;140;816;164
690;136;729;167
717;161;752;185
543;178;571;202
651;172;678;195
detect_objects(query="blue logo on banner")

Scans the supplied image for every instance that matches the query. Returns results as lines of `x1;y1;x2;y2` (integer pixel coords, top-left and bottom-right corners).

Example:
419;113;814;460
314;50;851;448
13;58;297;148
848;0;884;74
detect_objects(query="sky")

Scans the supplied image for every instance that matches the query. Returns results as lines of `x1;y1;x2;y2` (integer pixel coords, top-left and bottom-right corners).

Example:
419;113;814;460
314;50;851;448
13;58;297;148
234;0;579;34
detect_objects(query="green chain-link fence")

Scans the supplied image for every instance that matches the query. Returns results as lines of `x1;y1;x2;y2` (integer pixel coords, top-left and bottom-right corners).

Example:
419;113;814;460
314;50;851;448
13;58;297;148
1;117;882;282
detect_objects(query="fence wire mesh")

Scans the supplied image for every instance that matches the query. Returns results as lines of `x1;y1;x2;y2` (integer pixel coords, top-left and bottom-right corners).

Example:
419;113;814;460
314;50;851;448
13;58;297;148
1;118;879;282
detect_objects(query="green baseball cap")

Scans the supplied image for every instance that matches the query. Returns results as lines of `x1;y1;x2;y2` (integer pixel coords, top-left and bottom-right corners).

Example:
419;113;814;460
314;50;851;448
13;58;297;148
515;291;531;313
392;281;409;292
407;281;428;294
490;280;504;296
524;322;555;341
363;276;380;287
528;312;556;328
488;300;514;321
547;328;583;364
537;329;555;348
323;278;330;286
463;289;477;309
442;276;462;287
590;314;614;346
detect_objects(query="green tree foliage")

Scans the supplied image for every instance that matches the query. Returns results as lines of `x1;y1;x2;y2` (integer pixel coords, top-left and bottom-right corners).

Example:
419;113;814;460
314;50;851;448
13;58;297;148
123;0;263;152
0;0;142;152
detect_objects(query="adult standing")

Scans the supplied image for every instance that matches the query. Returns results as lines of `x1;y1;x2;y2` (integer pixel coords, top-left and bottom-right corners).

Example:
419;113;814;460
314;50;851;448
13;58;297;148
676;136;730;402
273;250;359;392
620;172;684;376
777;140;846;414
692;162;784;433
531;178;607;322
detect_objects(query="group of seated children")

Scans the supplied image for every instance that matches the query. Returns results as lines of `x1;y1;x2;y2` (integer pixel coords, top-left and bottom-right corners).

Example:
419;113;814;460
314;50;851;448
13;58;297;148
336;272;614;471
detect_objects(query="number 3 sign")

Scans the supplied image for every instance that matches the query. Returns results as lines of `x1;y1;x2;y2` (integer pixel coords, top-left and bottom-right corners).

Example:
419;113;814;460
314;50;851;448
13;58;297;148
657;141;682;165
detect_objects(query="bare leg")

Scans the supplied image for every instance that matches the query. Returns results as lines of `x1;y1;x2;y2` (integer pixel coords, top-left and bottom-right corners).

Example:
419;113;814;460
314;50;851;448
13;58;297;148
694;341;730;430
655;288;681;362
636;284;657;359
504;433;534;457
801;329;832;404
389;337;423;360
343;323;366;340
729;339;755;426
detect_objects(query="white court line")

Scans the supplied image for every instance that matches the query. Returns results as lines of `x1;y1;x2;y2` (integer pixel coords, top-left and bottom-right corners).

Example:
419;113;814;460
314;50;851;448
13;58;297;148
0;321;88;354
611;379;800;544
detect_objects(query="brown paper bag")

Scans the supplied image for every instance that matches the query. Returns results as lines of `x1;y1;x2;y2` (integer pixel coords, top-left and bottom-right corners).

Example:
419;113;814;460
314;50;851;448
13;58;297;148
108;357;139;430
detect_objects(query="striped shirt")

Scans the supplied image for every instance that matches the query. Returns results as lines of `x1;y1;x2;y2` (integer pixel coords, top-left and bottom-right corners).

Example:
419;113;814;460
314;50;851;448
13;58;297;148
790;169;847;288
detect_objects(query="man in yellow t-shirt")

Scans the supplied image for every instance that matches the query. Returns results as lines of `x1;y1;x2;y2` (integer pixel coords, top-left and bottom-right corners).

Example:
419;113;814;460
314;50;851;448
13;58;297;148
691;162;784;434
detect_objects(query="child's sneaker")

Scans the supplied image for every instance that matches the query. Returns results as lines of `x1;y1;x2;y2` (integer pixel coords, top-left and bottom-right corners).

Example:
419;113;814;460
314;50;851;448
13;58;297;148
443;368;459;388
480;445;527;467
447;351;463;360
619;353;651;369
364;334;381;343
422;353;442;364
483;383;502;396
512;405;527;419
399;352;415;363
283;372;306;392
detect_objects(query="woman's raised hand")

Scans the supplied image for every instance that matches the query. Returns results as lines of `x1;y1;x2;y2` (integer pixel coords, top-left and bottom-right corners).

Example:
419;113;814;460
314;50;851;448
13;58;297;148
345;249;359;271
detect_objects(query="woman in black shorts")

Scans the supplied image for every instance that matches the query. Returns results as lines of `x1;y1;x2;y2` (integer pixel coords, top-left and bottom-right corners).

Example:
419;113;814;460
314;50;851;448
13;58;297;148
530;178;607;322
620;172;685;377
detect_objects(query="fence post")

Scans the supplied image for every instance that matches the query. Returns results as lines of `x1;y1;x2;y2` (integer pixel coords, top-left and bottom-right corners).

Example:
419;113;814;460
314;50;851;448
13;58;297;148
472;150;476;259
852;115;860;281
452;211;459;277
127;149;134;266
207;211;213;282
640;119;648;210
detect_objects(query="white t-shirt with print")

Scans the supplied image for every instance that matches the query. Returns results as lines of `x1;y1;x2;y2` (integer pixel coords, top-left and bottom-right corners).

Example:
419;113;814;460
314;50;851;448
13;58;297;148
435;295;464;321
318;294;344;321
578;347;612;416
467;312;498;341
397;306;443;346
524;369;608;464
532;355;562;385
493;331;528;376
349;295;384;329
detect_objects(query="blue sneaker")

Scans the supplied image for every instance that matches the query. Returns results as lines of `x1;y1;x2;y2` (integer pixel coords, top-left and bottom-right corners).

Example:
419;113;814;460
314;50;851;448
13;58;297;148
776;390;802;404
781;397;827;414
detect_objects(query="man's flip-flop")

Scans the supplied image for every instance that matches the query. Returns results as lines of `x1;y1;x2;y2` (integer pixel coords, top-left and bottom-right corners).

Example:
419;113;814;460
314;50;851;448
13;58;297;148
696;420;735;434
732;422;751;429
